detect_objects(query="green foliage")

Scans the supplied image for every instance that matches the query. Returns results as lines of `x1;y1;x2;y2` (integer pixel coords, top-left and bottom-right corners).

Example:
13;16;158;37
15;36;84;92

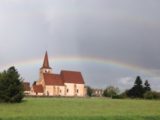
120;90;129;98
103;86;119;98
33;81;36;85
143;91;154;99
127;76;151;98
124;76;160;100
0;98;160;120
112;95;124;99
134;76;142;85
144;80;151;92
86;86;93;97
144;91;160;100
0;66;24;103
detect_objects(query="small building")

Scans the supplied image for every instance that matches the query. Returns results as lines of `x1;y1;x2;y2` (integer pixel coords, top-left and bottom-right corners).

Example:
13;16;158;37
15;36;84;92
31;52;86;97
23;82;31;95
92;89;104;97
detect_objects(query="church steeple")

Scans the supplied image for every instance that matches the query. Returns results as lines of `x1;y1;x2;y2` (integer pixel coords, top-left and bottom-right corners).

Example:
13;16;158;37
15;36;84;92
38;51;52;85
42;51;51;69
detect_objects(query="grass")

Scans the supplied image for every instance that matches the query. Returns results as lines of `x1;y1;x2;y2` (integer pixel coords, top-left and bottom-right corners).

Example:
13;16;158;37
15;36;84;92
0;97;160;120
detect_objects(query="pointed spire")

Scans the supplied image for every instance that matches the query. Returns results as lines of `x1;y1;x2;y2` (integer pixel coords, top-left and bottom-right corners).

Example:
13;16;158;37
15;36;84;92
41;51;51;69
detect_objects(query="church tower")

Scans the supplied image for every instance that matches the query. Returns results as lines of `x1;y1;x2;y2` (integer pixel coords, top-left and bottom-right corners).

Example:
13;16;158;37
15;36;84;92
36;51;52;85
40;51;52;74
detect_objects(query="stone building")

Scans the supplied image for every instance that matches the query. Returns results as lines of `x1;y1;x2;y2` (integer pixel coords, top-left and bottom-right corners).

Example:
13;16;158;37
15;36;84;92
31;52;86;97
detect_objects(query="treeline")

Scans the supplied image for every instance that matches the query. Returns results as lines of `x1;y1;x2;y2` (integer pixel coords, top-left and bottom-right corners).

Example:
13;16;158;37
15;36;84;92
0;66;24;103
87;76;160;100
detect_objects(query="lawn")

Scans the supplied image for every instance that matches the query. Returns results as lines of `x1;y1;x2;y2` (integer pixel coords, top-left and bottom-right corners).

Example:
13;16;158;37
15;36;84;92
0;97;160;120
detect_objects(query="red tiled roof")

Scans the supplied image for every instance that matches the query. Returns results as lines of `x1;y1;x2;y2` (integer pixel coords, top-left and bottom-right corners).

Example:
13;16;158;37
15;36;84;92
43;73;64;86
23;82;30;91
33;85;43;93
61;70;85;84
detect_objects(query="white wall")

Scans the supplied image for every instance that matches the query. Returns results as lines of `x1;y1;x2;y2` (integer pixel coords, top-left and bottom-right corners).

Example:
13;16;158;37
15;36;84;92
76;84;85;96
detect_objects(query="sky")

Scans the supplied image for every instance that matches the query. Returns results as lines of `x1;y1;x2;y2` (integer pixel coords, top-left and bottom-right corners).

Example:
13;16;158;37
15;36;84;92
0;0;160;91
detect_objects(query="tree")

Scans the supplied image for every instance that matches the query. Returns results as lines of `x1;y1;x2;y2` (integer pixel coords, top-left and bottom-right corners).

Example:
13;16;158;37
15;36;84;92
33;81;37;85
144;80;151;92
86;86;93;97
103;86;119;98
0;66;24;103
127;76;144;98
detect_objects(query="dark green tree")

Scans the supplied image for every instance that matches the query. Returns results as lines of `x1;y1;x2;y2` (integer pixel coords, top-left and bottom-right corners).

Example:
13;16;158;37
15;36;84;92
0;66;24;103
144;80;151;92
33;81;36;85
127;76;144;98
86;86;93;97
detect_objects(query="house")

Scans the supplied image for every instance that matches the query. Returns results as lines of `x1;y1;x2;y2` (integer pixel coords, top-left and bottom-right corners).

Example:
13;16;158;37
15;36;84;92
31;52;86;97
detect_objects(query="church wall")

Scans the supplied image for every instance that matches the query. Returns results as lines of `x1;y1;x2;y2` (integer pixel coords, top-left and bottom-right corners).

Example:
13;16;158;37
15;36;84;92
58;86;65;96
45;85;54;96
45;85;65;96
76;84;85;96
64;83;75;96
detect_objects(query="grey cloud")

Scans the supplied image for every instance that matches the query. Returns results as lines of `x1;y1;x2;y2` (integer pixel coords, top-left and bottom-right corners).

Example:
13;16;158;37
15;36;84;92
0;0;160;91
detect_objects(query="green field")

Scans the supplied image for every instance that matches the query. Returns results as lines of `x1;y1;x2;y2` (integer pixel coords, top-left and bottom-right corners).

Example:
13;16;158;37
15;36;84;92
0;97;160;120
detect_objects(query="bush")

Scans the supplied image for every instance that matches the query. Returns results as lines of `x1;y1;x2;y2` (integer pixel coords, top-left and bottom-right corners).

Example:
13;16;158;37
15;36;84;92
144;91;160;100
112;95;124;99
143;91;154;99
103;86;119;98
119;90;129;98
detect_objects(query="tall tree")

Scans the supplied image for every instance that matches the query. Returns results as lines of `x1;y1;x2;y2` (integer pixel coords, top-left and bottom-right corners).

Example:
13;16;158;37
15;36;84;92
0;66;24;103
144;80;151;92
127;76;144;98
86;86;93;97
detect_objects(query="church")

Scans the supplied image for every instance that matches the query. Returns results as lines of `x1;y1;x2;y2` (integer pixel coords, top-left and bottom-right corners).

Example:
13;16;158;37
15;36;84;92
30;52;86;97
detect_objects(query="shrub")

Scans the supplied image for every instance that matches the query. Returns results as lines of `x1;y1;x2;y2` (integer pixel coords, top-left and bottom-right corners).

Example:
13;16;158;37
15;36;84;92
144;91;160;100
103;86;119;98
143;91;154;99
112;95;124;99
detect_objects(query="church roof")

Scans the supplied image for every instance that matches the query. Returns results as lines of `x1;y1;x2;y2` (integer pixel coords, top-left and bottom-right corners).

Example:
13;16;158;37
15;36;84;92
43;73;64;86
41;51;51;69
33;85;43;93
43;71;85;85
61;70;85;84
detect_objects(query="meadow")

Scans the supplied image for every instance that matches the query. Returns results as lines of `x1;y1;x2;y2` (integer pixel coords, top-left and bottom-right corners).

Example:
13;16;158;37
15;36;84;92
0;97;160;120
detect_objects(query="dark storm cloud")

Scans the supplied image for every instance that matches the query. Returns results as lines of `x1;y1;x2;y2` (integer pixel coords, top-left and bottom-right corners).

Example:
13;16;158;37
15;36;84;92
75;0;160;69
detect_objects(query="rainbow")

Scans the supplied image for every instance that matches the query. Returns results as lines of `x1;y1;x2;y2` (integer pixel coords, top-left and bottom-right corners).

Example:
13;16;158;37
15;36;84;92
0;56;156;76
